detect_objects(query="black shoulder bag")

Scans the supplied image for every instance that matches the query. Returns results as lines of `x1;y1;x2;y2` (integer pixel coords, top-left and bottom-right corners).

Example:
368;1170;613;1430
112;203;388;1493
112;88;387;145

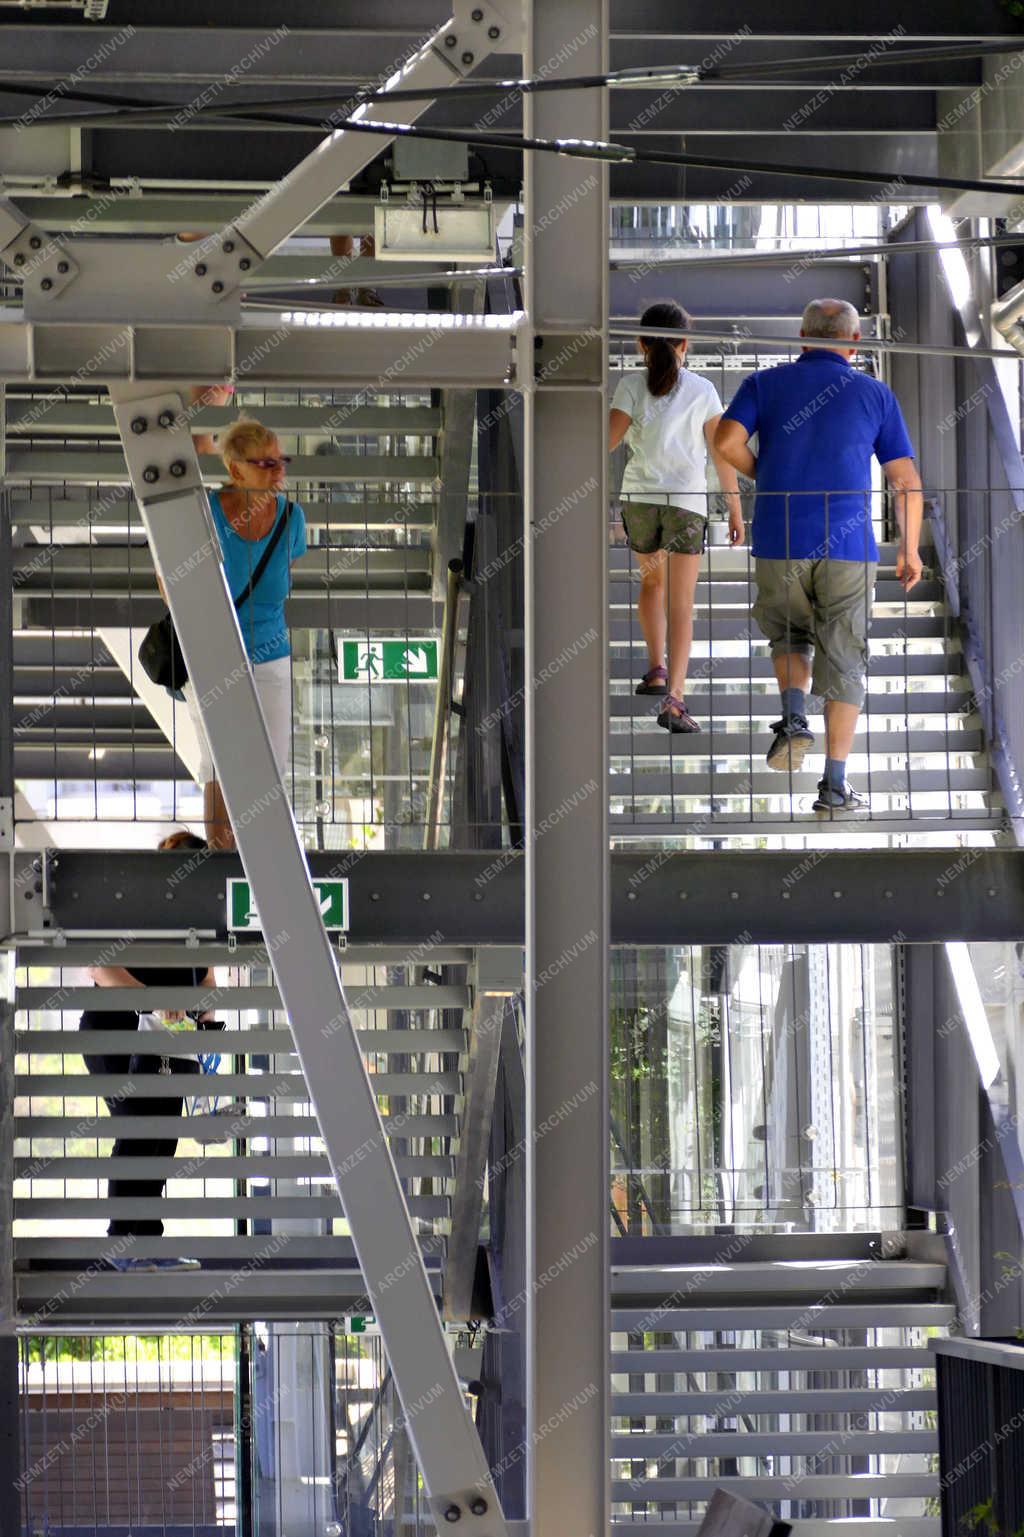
138;501;292;696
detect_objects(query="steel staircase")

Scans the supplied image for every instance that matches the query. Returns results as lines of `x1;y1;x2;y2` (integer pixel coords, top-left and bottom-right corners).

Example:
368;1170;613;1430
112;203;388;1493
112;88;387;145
609;1242;947;1536
610;540;1001;839
12;941;474;1322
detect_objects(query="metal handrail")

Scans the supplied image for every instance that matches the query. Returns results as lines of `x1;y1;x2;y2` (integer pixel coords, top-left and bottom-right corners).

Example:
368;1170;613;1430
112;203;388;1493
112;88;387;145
423;557;463;851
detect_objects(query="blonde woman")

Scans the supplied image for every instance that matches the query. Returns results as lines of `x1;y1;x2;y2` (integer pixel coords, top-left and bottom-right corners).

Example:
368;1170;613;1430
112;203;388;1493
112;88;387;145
179;418;307;847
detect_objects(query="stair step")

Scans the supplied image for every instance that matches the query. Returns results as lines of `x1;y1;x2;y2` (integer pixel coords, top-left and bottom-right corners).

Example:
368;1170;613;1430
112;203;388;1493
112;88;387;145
17;1028;469;1056
17;984;470;1011
15;1072;462;1099
5;451;440;484
610;1524;940;1536
10;495;436;530
5;402;443;436
611;1429;937;1457
611;730;982;757
609;768;990;794
613;1387;937;1414
15;1266;443;1320
612;1474;937;1500
611;615;948;641
609;575;943;604
610;1260;947;1298
611;1347;935;1372
15;1233;444;1260
611;812;1003;836
16;1112;457;1139
610;654;960;679
16;1154;455;1179
16;1194;451;1220
610;692;971;717
612;1304;954;1331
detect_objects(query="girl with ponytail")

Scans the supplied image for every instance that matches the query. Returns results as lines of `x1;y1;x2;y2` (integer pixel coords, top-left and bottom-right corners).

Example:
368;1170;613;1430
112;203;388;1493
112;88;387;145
610;300;744;732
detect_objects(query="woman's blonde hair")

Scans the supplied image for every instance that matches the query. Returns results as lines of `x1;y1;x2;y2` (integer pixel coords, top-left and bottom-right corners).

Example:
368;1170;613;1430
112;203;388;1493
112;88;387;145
220;416;275;469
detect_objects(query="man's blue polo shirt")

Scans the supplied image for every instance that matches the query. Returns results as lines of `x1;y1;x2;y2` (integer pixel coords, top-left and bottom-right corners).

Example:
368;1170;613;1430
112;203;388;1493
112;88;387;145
721;350;915;561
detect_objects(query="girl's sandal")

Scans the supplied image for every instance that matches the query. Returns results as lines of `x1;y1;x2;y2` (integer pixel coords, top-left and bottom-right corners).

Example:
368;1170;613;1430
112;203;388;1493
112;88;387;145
657;693;701;734
636;664;668;696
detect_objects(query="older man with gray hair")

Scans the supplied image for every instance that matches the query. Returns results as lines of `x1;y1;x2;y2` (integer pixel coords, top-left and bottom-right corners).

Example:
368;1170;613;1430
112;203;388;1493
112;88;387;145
715;297;923;818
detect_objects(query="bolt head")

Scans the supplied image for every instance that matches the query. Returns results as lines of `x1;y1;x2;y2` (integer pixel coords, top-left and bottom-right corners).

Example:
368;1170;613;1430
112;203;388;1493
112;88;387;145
471;6;483;17
445;33;457;46
40;278;53;291
130;417;148;435
12;253;24;266
28;235;41;250
223;240;235;253
444;1508;461;1525
212;280;224;294
239;258;251;271
195;263;207;276
57;260;69;274
469;1498;487;1516
169;460;187;478
157;409;175;429
488;24;500;36
462;50;474;64
142;466;160;484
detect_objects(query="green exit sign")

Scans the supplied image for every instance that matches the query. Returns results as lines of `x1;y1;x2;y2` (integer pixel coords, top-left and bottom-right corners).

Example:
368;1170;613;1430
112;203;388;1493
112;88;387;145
227;877;349;933
338;637;439;683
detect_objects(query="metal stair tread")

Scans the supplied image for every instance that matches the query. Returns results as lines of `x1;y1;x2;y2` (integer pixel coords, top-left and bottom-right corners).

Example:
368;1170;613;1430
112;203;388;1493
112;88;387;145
609;1259;947;1295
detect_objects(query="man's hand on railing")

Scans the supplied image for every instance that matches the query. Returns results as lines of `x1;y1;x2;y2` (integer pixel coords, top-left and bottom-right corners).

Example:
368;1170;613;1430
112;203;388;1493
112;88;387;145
897;544;924;591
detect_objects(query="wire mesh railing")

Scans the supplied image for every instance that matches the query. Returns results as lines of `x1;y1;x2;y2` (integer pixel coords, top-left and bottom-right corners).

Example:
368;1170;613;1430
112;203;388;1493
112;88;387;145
12;946;467;1282
609;486;1002;837
4;473;1011;847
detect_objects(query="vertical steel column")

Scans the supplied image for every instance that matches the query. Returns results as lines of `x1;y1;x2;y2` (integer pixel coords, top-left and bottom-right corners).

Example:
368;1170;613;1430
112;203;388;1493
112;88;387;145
523;3;610;1534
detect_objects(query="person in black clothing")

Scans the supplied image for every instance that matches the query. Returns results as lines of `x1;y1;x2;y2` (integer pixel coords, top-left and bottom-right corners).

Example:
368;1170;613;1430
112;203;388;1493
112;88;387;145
79;830;221;1272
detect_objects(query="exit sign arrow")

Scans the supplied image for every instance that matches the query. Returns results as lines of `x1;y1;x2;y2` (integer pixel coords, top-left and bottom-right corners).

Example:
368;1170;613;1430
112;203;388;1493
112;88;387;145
228;877;349;932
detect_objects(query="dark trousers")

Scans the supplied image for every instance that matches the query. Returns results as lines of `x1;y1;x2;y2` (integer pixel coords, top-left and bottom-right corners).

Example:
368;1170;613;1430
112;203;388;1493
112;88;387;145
81;1018;199;1237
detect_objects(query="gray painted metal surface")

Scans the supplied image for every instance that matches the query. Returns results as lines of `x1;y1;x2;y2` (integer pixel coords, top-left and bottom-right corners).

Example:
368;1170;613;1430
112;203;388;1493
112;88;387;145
18;847;1024;943
523;4;610;1535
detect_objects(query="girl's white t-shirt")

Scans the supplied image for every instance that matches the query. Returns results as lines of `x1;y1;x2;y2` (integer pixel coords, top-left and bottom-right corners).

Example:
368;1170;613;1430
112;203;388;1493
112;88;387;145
611;367;724;512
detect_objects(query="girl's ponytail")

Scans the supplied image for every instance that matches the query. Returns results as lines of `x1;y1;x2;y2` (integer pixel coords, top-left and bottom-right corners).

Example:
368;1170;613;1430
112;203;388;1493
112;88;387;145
639;300;691;398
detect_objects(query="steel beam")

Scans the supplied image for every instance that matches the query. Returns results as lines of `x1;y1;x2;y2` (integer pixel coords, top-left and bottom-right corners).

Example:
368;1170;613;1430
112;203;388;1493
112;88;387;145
13;847;1024;944
0;312;520;388
523;4;610;1536
105;383;507;1536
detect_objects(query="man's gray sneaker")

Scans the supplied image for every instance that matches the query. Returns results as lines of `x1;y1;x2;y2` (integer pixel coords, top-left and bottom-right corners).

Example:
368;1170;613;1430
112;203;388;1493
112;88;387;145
813;780;869;818
108;1255;157;1273
766;715;815;771
150;1257;201;1272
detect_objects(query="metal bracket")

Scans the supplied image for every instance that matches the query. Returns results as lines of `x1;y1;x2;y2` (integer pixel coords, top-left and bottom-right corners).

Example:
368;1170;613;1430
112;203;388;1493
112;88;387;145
119;393;206;501
439;0;523;71
167;227;265;304
0;202;79;303
532;330;605;387
0;800;11;851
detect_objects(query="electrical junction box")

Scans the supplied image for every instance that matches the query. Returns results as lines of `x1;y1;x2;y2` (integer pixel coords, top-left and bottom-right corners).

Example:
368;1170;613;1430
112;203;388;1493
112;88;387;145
374;192;496;261
391;137;470;184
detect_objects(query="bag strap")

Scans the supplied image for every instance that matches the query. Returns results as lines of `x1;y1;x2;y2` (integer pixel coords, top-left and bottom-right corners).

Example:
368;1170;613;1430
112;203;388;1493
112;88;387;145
231;499;292;611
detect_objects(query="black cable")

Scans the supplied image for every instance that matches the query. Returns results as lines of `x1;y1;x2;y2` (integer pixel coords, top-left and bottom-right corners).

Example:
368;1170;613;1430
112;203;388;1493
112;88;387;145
2;78;1023;200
